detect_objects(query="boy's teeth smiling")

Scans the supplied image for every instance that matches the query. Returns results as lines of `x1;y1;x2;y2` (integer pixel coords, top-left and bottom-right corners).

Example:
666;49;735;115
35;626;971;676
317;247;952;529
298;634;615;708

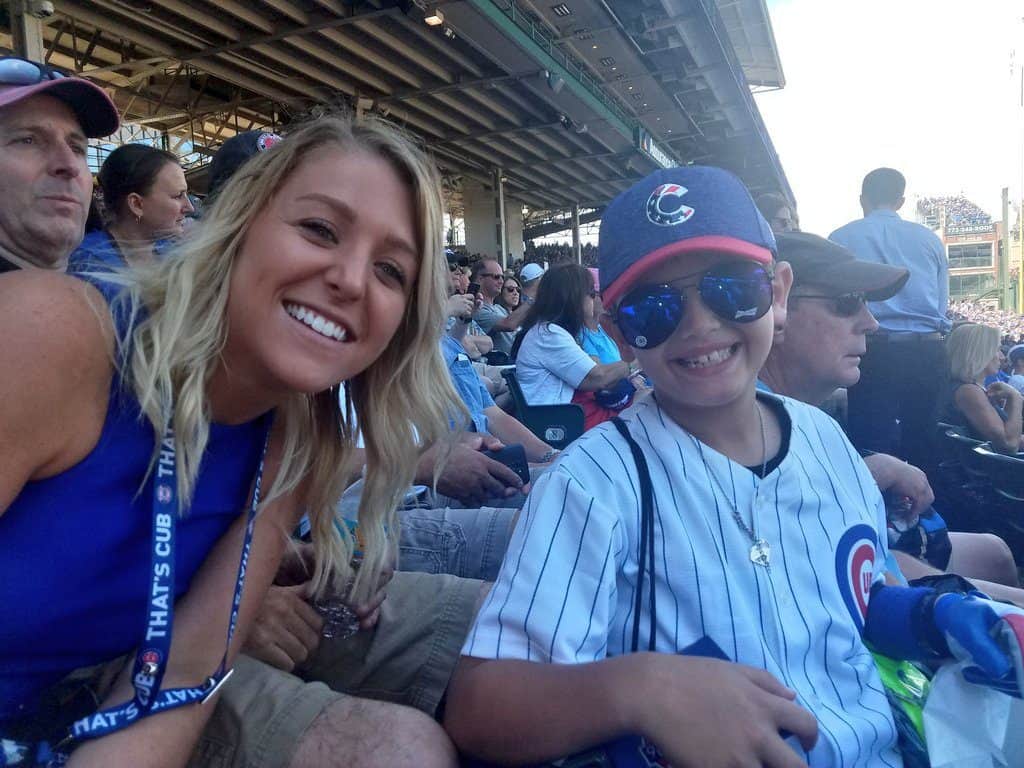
284;302;347;342
680;344;736;368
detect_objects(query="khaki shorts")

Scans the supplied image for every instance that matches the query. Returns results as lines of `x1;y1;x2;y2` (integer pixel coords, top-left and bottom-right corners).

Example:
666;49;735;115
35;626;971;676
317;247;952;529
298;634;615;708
193;571;482;767
36;571;482;768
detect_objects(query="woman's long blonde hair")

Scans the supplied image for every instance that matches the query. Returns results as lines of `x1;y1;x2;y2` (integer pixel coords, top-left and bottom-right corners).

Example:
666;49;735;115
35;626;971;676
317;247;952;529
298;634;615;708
948;322;1001;383
115;114;461;599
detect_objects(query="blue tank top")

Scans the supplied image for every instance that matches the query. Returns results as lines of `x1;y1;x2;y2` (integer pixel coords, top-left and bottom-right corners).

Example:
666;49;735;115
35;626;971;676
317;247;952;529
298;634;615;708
0;296;270;722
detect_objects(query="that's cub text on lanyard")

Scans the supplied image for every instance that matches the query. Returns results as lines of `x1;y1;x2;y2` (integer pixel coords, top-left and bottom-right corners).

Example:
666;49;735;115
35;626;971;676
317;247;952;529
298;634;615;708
58;415;272;755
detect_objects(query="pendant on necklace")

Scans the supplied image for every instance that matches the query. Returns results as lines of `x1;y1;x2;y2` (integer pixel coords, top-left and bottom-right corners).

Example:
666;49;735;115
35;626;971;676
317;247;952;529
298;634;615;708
749;539;771;568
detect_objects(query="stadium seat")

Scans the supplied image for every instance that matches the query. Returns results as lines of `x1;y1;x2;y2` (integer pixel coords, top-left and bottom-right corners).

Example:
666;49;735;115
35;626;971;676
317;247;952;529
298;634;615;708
942;426;989;480
972;444;1024;503
501;368;584;450
483;350;510;366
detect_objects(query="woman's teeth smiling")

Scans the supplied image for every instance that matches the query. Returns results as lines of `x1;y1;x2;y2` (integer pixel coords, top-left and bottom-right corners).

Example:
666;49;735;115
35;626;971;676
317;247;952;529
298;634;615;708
285;302;348;342
680;344;736;368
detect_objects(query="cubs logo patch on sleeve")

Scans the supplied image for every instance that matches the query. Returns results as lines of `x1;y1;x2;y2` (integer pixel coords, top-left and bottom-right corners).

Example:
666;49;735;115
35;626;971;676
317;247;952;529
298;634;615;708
834;524;878;633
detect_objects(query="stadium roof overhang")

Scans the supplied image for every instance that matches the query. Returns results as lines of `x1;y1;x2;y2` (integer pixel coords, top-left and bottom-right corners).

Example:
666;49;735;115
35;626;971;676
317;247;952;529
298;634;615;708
2;0;792;215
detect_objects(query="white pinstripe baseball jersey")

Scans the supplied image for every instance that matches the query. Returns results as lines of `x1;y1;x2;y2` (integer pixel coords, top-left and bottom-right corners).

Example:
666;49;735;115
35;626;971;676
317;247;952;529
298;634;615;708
463;393;902;767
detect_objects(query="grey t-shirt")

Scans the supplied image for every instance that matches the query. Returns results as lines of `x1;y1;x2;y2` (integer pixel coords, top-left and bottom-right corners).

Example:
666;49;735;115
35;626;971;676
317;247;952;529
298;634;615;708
473;301;516;355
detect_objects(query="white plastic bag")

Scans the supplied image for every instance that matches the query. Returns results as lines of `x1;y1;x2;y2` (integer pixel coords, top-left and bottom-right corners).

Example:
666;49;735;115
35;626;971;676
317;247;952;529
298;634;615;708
924;661;1024;767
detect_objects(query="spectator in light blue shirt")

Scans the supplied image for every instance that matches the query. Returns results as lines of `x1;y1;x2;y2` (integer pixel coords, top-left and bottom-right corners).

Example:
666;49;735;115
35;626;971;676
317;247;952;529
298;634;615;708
828;168;949;471
441;334;494;434
829;169;949;335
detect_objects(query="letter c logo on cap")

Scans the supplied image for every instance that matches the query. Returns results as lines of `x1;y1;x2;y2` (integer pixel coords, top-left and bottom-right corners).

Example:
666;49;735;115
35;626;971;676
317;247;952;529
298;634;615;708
646;183;694;227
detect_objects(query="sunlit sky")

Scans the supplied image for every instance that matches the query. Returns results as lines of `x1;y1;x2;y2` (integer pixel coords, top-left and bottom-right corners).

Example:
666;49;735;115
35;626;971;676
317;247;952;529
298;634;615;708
756;0;1024;235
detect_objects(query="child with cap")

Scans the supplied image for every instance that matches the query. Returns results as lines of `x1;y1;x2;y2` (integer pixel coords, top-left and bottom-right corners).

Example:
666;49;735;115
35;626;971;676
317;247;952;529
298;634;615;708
445;167;1024;767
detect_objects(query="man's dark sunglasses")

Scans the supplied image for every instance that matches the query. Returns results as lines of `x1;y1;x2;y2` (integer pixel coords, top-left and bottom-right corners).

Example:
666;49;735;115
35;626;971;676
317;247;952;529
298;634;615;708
615;260;774;349
0;57;68;86
792;292;868;318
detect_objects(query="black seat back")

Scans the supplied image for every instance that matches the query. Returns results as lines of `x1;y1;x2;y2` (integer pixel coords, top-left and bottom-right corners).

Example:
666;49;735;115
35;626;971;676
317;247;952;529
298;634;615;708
973;444;1024;502
501;368;584;451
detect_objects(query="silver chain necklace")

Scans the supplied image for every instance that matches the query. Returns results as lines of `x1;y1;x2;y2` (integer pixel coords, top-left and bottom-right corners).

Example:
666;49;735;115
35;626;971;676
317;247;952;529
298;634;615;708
704;402;771;568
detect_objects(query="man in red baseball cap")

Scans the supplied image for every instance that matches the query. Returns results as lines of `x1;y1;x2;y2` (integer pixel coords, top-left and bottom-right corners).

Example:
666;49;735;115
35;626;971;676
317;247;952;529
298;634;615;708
0;57;119;272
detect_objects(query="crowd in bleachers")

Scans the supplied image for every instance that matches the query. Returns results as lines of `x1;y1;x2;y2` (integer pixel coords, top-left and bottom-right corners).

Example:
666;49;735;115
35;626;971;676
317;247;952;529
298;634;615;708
5;60;1024;768
949;300;1024;343
918;194;993;228
522;240;598;267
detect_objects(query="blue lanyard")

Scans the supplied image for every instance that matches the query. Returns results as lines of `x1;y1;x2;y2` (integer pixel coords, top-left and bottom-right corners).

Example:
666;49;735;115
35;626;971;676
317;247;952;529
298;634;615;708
56;415;272;752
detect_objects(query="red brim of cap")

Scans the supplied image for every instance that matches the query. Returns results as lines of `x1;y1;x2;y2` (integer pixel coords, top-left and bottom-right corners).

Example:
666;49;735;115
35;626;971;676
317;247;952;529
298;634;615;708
602;235;773;306
0;78;119;138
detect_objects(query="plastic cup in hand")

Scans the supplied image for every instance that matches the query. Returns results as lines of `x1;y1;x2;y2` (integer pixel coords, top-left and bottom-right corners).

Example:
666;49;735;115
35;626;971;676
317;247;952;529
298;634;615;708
313;596;361;640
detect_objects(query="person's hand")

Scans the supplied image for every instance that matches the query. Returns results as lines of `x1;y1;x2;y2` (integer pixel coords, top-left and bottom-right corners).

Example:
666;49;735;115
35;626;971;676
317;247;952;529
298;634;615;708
244;582;323;672
635;655;818;767
435;434;527;505
472;333;493;354
862;453;935;518
987;381;1022;408
446;293;475;321
346;550;395;630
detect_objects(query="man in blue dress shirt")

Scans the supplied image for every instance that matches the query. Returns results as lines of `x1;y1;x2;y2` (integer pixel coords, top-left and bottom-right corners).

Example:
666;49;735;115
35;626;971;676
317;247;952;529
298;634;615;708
830;167;950;472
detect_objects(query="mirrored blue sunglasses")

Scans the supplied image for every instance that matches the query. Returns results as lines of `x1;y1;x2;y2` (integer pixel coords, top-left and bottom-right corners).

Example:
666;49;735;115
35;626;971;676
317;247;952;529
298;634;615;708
615;260;774;349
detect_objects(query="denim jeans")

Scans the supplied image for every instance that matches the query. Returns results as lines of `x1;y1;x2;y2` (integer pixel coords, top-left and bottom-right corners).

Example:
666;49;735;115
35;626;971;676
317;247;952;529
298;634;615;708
337;479;518;582
397;506;517;583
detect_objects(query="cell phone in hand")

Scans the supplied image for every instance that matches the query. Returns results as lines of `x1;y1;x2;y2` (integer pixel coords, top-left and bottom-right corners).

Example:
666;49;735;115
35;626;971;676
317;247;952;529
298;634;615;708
481;444;530;485
467;282;481;296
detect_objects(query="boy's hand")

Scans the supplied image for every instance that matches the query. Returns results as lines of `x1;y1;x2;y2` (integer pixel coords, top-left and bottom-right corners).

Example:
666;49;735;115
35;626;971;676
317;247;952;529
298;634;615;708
637;656;817;767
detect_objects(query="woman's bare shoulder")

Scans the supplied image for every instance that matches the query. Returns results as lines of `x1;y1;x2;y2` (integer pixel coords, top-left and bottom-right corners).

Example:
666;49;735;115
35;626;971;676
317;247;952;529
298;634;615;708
0;272;117;492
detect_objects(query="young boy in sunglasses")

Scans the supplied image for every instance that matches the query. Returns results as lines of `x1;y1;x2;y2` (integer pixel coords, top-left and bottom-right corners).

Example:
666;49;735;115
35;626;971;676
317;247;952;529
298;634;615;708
445;167;1024;768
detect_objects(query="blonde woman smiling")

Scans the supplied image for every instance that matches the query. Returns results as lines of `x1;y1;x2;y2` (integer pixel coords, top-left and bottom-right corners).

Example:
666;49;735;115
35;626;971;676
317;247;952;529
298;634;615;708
0;116;472;767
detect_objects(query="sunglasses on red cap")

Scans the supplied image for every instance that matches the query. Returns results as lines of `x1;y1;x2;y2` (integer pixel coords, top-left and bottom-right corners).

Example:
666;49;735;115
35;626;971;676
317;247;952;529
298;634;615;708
0;57;68;86
615;260;774;349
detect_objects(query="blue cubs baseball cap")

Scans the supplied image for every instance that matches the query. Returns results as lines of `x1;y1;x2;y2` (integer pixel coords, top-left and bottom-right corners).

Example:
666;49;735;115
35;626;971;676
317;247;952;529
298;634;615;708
599;166;776;306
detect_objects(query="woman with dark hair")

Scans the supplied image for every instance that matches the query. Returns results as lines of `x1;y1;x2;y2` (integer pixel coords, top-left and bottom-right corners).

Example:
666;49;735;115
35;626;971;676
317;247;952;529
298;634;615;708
495;275;522;312
70;143;194;269
512;263;629;416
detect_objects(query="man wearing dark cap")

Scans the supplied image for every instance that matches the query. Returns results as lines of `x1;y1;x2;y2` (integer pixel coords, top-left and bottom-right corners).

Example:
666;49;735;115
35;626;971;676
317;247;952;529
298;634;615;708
762;232;1022;605
761;231;908;405
830;168;950;470
0;58;119;272
206;129;282;199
